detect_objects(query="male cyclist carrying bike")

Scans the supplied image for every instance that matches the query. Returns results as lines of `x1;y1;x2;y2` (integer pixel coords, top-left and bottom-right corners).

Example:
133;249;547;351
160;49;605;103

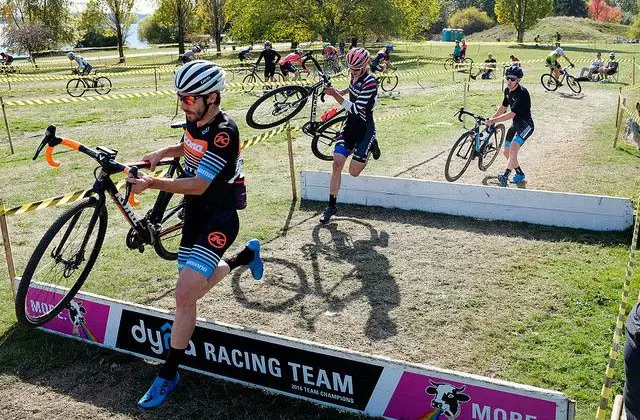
546;47;573;85
485;65;533;187
127;60;264;410
255;41;281;82
370;44;393;73
67;52;92;76
320;47;380;224
279;48;307;81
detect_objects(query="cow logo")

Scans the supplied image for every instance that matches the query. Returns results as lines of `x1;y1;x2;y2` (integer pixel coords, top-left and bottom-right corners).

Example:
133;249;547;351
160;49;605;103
68;300;98;341
424;381;470;419
214;132;230;148
208;231;227;248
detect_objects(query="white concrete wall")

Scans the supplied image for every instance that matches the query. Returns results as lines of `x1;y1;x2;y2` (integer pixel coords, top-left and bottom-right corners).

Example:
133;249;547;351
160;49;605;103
301;171;634;231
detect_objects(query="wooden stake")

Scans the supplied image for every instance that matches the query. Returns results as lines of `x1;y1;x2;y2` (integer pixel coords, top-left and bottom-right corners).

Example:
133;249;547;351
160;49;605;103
614;97;626;148
0;198;16;297
286;123;297;200
0;97;14;155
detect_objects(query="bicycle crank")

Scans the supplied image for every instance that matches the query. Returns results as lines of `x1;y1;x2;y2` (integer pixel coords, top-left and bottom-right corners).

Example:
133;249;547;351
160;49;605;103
126;228;146;253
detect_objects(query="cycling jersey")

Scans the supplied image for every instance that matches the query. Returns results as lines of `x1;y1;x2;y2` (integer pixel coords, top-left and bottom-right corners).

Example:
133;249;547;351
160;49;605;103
1;54;13;64
182;50;196;63
371;50;388;66
323;46;338;58
502;85;534;147
453;45;462;57
345;72;377;122
280;52;302;66
238;47;252;59
256;49;280;66
73;55;92;73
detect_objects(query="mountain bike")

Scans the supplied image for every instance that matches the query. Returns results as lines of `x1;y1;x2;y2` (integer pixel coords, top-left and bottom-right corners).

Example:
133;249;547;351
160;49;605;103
445;108;506;182
15;125;186;328
444;54;473;72
246;55;347;160
540;66;581;94
66;71;112;97
242;64;285;93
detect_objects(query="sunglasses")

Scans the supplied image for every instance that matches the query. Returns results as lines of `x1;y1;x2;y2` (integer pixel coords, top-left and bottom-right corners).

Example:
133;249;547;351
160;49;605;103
177;95;203;105
505;76;518;82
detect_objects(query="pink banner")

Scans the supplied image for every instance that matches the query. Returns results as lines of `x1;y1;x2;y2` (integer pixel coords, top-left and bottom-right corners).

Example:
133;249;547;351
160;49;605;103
384;371;556;420
25;286;111;344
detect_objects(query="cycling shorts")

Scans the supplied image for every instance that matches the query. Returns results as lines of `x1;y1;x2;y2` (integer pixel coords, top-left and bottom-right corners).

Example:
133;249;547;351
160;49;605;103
505;123;534;148
264;63;276;78
280;62;297;76
178;205;239;280
334;117;376;163
370;62;383;73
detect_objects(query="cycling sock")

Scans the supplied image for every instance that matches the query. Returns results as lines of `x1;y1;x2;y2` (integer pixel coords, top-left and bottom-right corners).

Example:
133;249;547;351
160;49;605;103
515;167;524;175
224;247;254;271
328;194;337;208
159;346;186;380
503;169;512;178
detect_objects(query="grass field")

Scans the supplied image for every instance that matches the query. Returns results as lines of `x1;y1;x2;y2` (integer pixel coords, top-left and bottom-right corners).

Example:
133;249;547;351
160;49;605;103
0;40;639;419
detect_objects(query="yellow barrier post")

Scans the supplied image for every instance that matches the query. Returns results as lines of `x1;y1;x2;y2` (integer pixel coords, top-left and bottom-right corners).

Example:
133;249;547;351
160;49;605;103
0;97;14;155
0;198;16;297
614;97;625;148
286;122;297;200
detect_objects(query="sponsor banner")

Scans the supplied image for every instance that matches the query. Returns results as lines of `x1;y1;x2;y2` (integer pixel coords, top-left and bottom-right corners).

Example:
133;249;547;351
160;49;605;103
115;309;383;410
26;284;111;343
385;371;557;420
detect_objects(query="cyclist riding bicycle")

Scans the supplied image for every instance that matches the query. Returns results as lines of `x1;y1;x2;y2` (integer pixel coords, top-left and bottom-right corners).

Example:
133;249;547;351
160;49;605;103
485;65;534;187
279;48;307;81
255;41;281;82
1;52;14;65
67;52;93;76
238;45;254;63
370;44;393;73
320;47;380;224
453;40;463;63
182;46;201;64
546;47;574;85
129;60;264;410
323;42;339;65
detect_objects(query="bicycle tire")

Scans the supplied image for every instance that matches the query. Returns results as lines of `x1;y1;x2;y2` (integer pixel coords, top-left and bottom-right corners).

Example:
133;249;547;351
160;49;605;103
444;58;454;71
245;85;309;129
566;76;581;94
153;192;185;260
540;74;558;91
66;78;86;97
242;74;257;93
15;196;107;327
381;74;399;92
95;77;112;95
478;124;505;171
464;57;474;71
444;131;474;182
311;115;347;161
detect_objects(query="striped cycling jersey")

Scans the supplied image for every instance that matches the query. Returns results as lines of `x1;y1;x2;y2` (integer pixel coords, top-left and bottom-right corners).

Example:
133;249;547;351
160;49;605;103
181;111;241;210
346;73;378;121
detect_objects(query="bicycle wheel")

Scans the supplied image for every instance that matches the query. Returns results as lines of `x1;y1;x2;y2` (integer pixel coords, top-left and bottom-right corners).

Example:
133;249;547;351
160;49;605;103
245;85;309;129
15;196;107;327
444;58;454;71
153;193;184;260
463;57;474;71
381;74;399;92
311;115;346;161
540;74;558;91
566;76;581;94
66;78;86;97
242;74;257;93
95;77;112;95
478;124;505;171
444;131;474;182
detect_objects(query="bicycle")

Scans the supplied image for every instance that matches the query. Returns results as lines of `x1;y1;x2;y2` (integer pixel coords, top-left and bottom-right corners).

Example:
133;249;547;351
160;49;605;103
15;124;186;328
245;55;347;161
540;66;581;94
444;54;473;72
66;71;112;97
444;108;506;182
0;63;18;74
322;57;347;77
241;64;285;93
374;64;399;92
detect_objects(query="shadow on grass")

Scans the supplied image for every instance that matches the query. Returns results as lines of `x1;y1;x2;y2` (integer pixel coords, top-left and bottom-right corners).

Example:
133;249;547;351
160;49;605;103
0;325;362;419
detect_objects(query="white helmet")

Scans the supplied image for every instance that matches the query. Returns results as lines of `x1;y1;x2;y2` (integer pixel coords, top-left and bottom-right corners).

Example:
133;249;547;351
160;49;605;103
555;47;564;56
609;52;616;58
67;51;75;59
174;60;225;95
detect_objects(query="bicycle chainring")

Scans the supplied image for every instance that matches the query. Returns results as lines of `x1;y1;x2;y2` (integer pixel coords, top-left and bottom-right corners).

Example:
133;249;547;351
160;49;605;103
126;228;145;252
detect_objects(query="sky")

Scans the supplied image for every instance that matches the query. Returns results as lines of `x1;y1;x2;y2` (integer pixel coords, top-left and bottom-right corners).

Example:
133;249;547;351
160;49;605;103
70;0;157;15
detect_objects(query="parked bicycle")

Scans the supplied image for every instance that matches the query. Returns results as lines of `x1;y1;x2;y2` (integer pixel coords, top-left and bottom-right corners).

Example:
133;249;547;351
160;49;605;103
15;125;186;327
245;55;346;161
444;54;474;72
445;108;506;182
66;70;112;97
242;64;285;93
540;66;581;94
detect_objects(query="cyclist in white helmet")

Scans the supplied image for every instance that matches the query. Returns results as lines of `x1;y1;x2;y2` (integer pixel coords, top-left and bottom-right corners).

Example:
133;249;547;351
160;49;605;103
128;60;264;410
545;47;573;85
67;52;92;76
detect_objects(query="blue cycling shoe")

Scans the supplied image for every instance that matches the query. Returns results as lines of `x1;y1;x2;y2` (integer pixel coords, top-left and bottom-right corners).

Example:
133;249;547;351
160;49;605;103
497;174;509;187
511;173;526;183
246;239;264;281
138;373;180;410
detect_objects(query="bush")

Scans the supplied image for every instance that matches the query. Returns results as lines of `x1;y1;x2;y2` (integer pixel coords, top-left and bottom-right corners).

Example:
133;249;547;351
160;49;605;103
448;7;494;35
138;17;177;44
77;30;118;48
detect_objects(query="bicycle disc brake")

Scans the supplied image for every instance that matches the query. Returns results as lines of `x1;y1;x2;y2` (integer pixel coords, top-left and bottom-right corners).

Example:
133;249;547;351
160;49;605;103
302;121;320;136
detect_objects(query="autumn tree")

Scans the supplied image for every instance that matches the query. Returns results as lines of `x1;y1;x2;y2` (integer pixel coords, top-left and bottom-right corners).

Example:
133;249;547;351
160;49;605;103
588;0;623;22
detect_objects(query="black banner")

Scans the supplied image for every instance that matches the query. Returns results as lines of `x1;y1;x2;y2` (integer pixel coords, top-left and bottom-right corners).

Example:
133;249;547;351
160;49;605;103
115;309;384;410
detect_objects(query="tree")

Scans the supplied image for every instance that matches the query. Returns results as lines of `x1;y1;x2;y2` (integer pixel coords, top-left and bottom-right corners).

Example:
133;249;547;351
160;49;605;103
494;0;552;42
588;0;622;22
554;0;588;17
3;22;53;63
103;0;136;63
195;0;226;51
449;7;494;35
78;0;117;47
138;0;197;49
0;0;74;47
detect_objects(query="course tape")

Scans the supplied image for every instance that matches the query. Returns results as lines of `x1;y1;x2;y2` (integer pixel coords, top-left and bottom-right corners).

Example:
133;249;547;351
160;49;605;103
595;198;639;420
2;89;175;107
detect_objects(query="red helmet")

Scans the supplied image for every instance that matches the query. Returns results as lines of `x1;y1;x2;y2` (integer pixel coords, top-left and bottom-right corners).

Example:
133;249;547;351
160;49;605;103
346;47;370;70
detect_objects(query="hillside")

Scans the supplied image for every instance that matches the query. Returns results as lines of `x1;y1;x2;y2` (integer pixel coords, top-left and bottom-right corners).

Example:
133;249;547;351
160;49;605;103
468;16;629;42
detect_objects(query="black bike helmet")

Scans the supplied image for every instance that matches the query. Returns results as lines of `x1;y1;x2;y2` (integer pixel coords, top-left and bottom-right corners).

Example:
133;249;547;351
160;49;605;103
505;65;524;79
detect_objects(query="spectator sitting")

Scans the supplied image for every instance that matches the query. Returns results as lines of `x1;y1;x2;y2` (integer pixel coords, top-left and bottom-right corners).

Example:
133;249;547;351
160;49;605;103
579;52;604;81
470;53;497;80
598;52;618;81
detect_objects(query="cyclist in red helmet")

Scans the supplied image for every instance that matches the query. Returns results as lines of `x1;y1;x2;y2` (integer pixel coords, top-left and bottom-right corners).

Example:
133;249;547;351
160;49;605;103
320;47;380;224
